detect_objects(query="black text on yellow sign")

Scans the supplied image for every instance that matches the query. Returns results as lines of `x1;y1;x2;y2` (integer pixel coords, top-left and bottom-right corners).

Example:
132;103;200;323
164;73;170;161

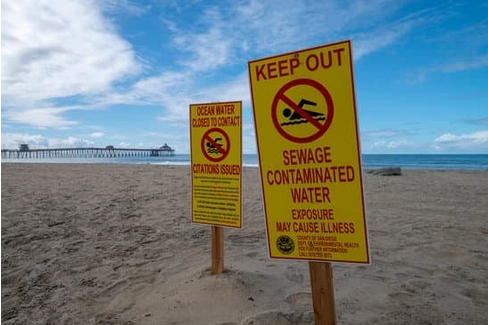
190;101;242;228
248;40;370;263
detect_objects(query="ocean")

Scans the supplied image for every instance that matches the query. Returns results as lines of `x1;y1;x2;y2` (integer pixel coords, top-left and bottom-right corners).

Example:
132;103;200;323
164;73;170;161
2;154;488;170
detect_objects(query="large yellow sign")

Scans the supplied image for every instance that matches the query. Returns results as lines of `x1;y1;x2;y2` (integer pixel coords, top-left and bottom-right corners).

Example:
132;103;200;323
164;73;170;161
190;101;242;228
248;40;369;263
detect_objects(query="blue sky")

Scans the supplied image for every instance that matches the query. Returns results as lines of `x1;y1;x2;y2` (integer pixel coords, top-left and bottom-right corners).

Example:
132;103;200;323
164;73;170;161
2;0;487;154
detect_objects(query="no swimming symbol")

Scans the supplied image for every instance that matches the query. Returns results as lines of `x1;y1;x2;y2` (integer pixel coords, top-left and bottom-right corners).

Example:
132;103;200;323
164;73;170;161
272;78;334;143
281;99;325;126
201;128;230;162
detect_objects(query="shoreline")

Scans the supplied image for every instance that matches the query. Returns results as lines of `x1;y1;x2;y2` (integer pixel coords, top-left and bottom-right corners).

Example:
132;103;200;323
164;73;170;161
2;164;488;324
2;161;488;172
2;152;488;171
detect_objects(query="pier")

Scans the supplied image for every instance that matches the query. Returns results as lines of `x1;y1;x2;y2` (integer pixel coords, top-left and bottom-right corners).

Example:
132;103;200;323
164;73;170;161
1;144;175;159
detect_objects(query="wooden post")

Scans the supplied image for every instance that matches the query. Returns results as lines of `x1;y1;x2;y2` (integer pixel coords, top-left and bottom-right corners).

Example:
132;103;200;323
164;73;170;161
211;226;224;275
309;262;336;325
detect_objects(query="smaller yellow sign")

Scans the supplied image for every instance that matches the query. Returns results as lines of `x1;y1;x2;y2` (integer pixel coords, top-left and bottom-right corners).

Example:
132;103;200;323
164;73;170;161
190;101;242;228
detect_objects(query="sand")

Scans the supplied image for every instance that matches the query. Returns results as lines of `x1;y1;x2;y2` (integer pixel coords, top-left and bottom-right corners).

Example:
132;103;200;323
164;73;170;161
1;163;488;325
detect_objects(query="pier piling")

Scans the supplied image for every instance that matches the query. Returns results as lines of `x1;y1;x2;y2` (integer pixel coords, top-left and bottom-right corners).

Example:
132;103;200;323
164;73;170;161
1;144;175;160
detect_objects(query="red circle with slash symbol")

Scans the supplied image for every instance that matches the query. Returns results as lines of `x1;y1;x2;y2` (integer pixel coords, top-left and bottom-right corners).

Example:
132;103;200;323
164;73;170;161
201;128;230;162
271;78;334;143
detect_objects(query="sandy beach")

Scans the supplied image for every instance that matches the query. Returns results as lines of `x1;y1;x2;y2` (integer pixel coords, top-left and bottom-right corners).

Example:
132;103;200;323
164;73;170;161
2;163;488;324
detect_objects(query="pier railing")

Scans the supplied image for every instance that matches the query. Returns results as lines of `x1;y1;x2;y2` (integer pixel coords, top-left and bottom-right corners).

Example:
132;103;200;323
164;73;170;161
1;147;175;159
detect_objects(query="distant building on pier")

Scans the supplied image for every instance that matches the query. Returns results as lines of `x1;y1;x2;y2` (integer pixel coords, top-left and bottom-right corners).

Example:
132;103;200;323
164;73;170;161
19;144;30;151
160;143;172;150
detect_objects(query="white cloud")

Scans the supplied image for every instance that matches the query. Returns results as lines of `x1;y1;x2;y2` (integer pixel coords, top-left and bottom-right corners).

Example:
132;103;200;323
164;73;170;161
3;107;78;129
410;54;488;83
100;0;149;16
363;129;488;153
440;54;488;73
175;27;232;72
89;132;105;138
141;131;188;141
368;139;416;150
1;133;95;149
2;0;140;101
127;71;192;113
1;133;48;149
117;142;131;148
2;0;141;127
150;72;250;122
233;0;312;53
48;136;95;148
386;140;411;149
363;129;411;138
353;22;413;59
232;0;411;57
194;73;251;107
1;0;435;131
434;130;488;144
162;0;411;74
433;130;488;152
144;0;423;123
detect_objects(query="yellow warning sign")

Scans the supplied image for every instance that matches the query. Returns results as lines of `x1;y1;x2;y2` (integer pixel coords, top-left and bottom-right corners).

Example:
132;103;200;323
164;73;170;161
248;40;370;263
190;101;242;228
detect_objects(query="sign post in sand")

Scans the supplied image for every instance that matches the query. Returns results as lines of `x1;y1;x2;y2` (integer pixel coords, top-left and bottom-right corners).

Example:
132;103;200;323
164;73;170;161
248;40;369;324
190;101;242;275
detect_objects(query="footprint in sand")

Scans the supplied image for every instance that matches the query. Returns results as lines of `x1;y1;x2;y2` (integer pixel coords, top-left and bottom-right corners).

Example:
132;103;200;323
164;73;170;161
285;266;304;284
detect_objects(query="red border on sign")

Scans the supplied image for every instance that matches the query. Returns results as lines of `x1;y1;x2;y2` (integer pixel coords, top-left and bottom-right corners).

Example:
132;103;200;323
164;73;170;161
201;127;230;162
272;78;334;143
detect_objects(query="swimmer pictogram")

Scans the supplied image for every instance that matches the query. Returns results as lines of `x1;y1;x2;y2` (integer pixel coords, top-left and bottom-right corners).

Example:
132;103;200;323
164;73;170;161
201;128;230;162
206;138;224;154
272;78;334;143
281;99;325;126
